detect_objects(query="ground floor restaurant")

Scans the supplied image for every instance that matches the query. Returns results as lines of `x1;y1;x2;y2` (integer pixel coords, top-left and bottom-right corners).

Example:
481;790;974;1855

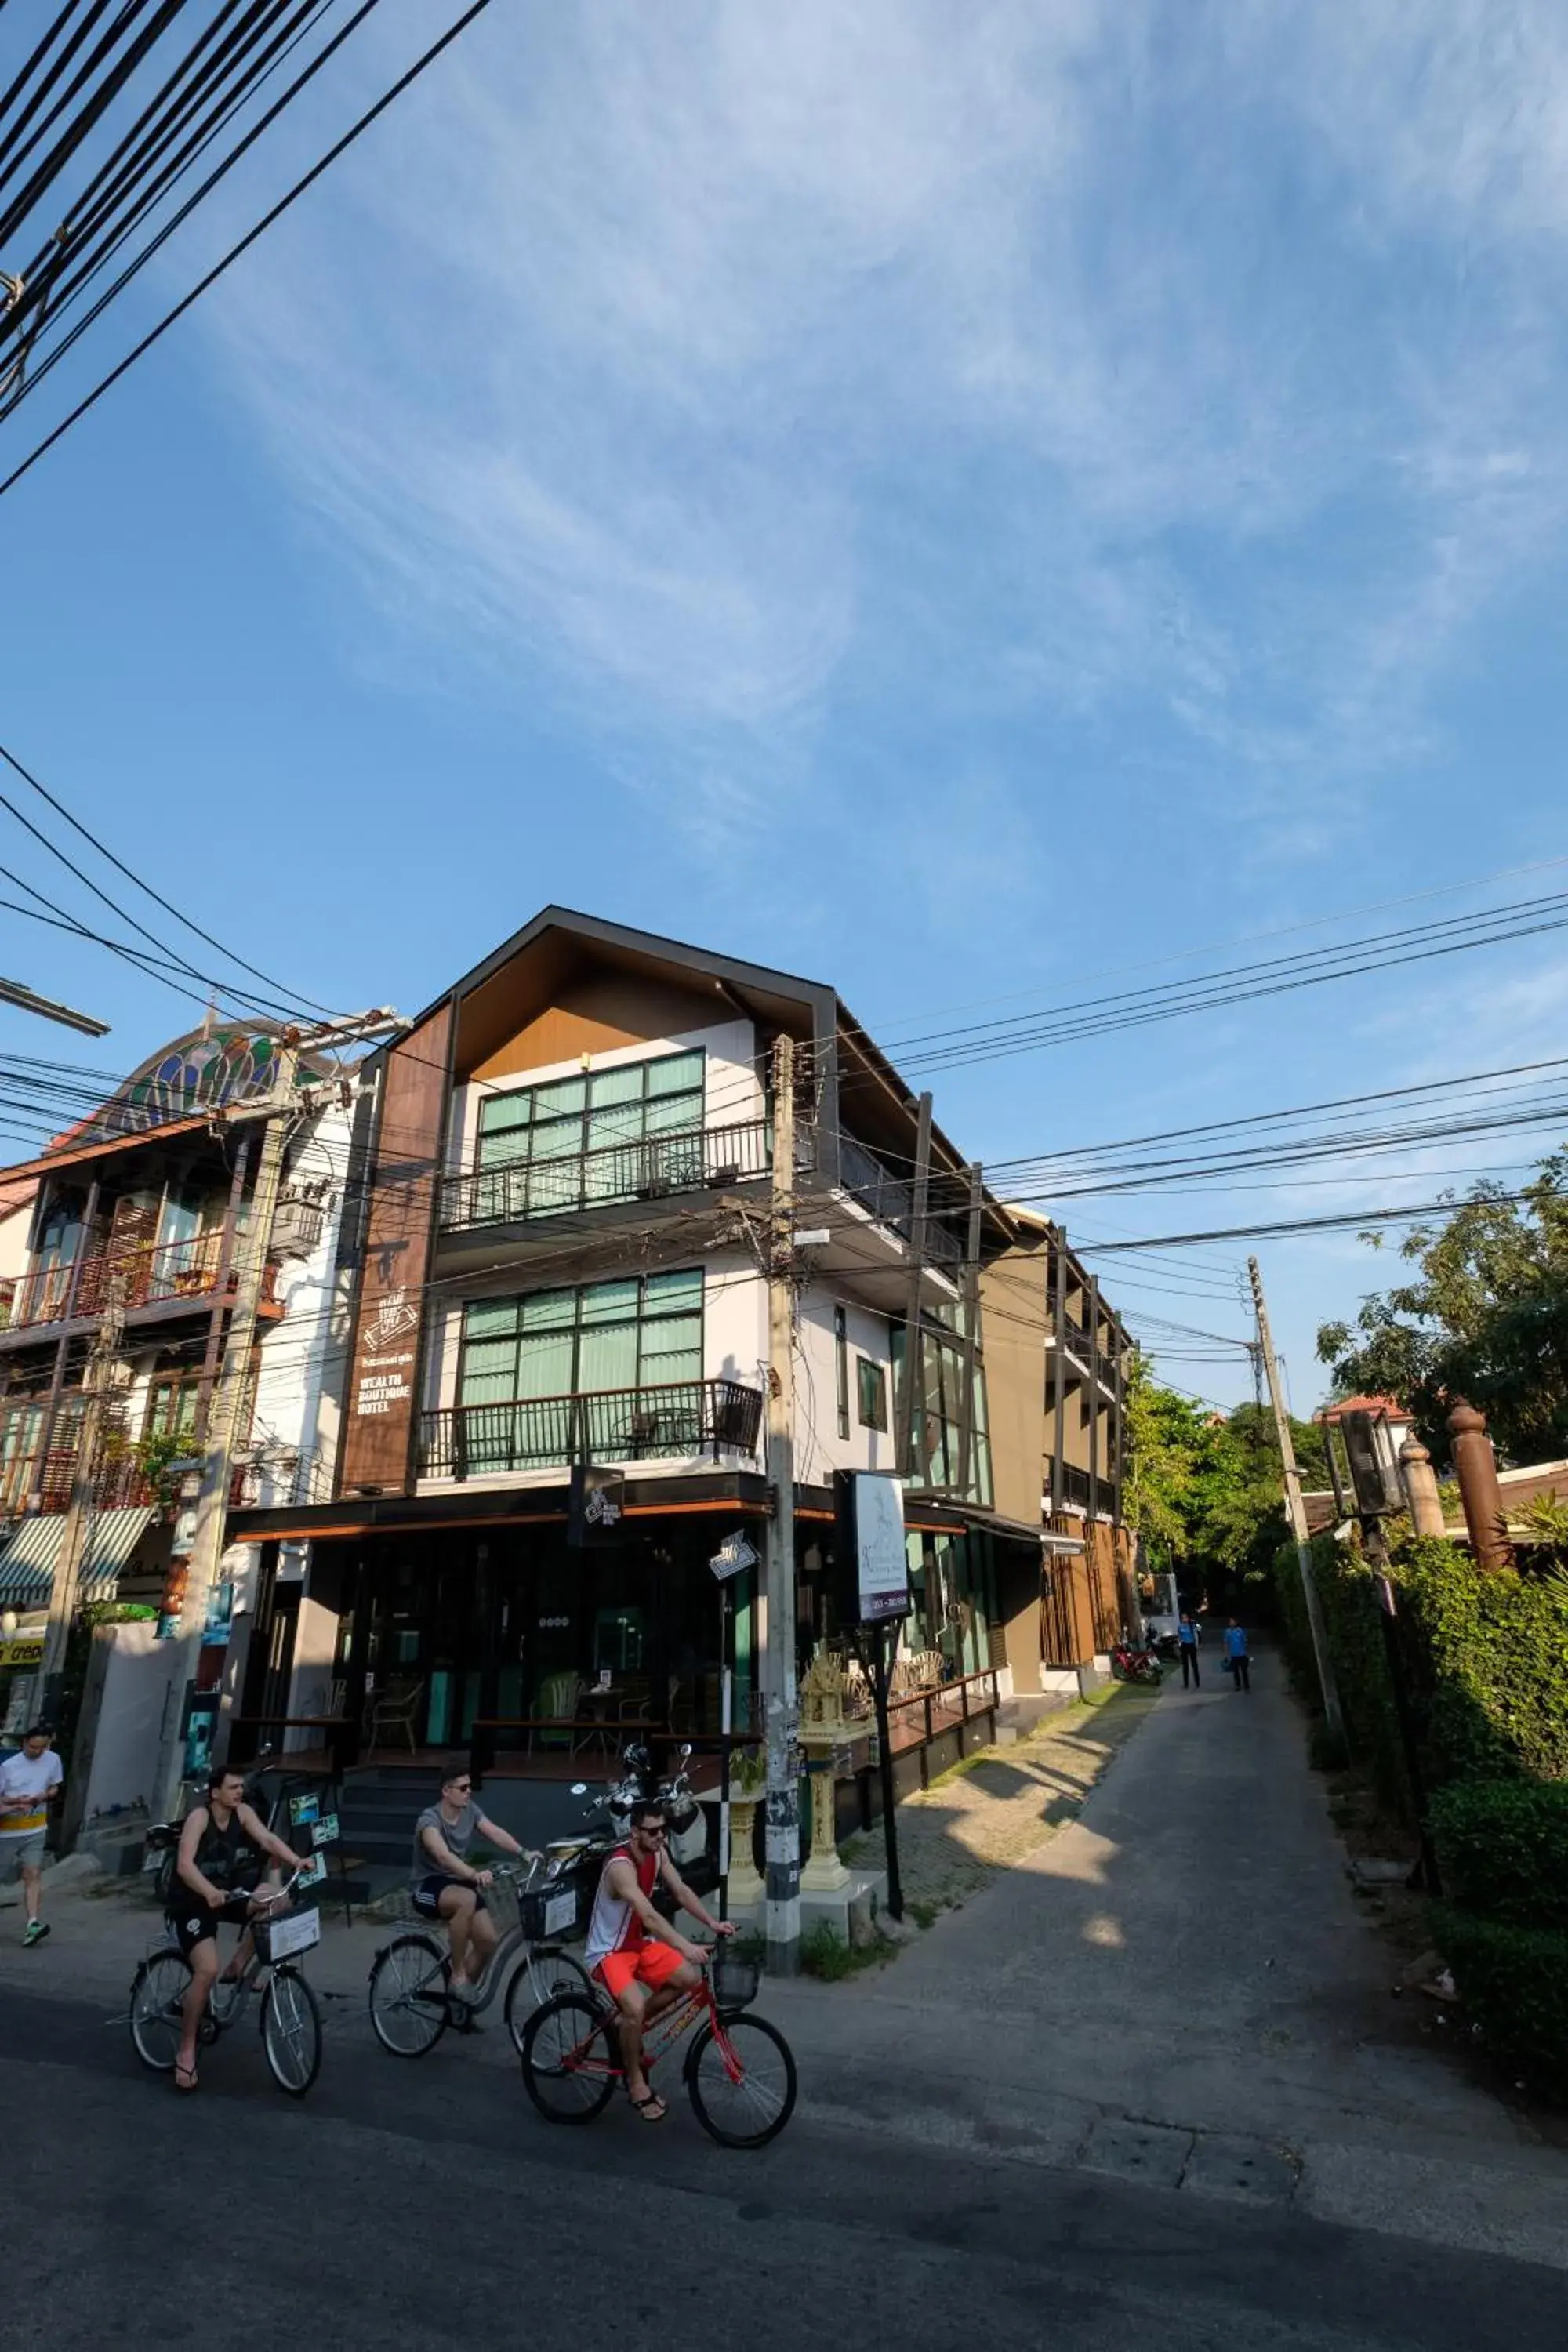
227;1479;1019;1773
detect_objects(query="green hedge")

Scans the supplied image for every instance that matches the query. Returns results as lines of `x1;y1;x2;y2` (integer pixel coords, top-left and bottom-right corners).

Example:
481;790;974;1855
1429;1905;1568;2103
1428;1780;1568;1931
1271;1533;1568;1799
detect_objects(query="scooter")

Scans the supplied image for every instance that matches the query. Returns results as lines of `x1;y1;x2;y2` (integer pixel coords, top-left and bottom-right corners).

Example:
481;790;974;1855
1109;1637;1163;1686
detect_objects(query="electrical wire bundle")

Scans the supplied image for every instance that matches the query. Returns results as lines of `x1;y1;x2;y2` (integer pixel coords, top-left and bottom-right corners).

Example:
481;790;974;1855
0;0;498;496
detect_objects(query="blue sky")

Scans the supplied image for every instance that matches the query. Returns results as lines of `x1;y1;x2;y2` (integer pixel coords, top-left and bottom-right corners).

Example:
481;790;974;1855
4;1;1568;1415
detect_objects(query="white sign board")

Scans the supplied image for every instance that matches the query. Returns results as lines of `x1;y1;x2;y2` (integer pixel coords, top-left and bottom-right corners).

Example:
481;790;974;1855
851;1472;909;1624
709;1528;759;1581
543;1889;576;1938
267;1907;321;1961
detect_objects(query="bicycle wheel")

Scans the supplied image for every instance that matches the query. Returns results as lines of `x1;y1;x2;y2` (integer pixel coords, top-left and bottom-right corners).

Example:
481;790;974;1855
129;1948;192;2072
503;1946;593;2058
368;1933;451;2056
261;1969;322;2096
519;1991;619;2125
686;2013;797;2148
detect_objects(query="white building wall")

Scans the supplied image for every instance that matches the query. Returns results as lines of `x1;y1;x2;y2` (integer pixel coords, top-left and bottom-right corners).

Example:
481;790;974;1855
0;1190;37;1286
793;1285;900;1485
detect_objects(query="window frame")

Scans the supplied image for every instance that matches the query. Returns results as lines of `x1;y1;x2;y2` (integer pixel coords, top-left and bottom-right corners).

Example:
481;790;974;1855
833;1304;851;1441
458;1269;706;1406
856;1355;888;1432
474;1048;708;1217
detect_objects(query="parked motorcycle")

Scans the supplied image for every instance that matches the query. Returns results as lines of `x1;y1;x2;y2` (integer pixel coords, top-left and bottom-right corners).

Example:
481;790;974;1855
1109;1638;1163;1686
567;1739;716;1905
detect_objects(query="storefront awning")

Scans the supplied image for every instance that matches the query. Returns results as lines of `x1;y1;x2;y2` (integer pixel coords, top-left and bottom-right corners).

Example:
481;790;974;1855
0;1507;154;1606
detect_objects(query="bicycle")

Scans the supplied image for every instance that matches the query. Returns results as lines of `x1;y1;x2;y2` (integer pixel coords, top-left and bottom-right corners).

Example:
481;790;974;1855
128;1869;323;2096
367;1853;592;2060
518;1945;797;2149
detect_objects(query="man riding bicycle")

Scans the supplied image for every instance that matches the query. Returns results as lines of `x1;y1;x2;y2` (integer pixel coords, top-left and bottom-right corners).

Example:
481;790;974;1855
583;1795;734;2122
168;1762;299;2093
410;1760;531;2001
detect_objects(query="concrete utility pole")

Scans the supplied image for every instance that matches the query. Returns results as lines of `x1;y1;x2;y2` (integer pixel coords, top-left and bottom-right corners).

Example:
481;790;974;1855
1248;1257;1345;1748
149;1032;301;1820
37;1272;126;1726
763;1033;800;1977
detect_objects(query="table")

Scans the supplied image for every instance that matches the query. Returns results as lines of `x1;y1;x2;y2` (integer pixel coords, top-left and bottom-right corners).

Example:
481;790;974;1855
572;1687;625;1756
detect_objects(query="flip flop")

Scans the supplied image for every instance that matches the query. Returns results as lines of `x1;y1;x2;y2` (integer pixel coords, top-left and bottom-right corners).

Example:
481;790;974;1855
174;2060;199;2094
627;2088;666;2122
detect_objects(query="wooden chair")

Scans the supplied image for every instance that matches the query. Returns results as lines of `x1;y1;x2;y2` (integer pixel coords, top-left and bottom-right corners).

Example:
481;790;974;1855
363;1678;424;1756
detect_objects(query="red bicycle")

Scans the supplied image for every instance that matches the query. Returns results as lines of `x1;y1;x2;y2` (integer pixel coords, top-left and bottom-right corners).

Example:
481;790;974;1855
518;1947;797;2149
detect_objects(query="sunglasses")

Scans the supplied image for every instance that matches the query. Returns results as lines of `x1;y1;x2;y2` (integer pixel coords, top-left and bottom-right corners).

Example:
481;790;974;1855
448;1780;472;1793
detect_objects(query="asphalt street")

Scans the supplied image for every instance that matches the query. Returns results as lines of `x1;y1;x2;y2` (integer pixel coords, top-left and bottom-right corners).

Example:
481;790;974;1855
3;1981;1561;2352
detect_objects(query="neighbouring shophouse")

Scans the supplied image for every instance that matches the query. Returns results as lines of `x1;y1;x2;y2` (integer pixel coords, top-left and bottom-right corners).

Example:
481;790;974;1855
224;908;1126;1858
0;1025;359;1836
980;1208;1137;1704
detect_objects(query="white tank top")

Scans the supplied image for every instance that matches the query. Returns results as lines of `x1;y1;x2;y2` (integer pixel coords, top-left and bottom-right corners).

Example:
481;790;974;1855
583;1844;657;1968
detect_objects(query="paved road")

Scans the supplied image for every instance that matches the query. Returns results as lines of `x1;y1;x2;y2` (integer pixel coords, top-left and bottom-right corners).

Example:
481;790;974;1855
3;1984;1563;2352
8;1645;1565;2339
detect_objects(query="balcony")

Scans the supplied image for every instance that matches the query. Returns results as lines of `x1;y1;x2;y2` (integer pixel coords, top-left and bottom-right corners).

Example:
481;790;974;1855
440;1117;772;1235
836;1133;962;1268
6;1232;278;1334
419;1376;765;1482
0;1450;157;1518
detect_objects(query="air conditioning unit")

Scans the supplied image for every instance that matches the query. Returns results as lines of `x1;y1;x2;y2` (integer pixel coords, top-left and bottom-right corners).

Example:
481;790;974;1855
272;1183;332;1260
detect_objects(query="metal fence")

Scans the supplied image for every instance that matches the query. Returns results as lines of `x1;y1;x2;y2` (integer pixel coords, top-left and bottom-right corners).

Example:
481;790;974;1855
419;1375;765;1479
440;1116;772;1232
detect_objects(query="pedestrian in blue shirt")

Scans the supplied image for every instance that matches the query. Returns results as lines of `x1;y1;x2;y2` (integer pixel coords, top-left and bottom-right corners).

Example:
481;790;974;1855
1177;1613;1200;1689
1223;1619;1250;1693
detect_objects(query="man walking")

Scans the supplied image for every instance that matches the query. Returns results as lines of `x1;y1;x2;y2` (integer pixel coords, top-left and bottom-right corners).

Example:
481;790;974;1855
1223;1620;1252;1693
1;1723;63;1945
1177;1613;1201;1690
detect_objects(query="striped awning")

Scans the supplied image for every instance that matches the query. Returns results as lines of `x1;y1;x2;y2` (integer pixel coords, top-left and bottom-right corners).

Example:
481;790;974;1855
0;1508;155;1606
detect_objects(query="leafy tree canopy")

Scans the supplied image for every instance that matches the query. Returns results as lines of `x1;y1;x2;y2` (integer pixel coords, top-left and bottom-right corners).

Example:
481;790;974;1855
1123;1353;1325;1607
1316;1156;1568;1468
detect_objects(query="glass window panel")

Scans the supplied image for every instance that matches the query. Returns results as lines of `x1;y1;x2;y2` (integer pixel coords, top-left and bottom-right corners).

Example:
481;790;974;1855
514;1330;575;1399
532;1076;586;1117
644;1269;702;1314
639;1316;702;1385
578;1319;638;1394
476;1127;530;1175
528;1115;584;1163
465;1298;520;1340
585;1100;646;1158
527;1160;581;1218
518;1288;575;1332
478;1091;531;1135
587;1063;643;1108
579;1278;639;1327
642;1091;697;1138
646;1051;704;1098
459;1338;518;1403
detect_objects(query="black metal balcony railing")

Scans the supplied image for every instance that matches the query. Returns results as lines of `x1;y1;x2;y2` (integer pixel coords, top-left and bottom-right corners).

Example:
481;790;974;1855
836;1133;962;1267
0;1450;156;1517
1057;1462;1093;1512
441;1118;771;1234
419;1377;765;1481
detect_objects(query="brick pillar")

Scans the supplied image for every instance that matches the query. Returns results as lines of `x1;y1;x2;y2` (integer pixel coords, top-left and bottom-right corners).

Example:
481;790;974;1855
1446;1401;1512;1570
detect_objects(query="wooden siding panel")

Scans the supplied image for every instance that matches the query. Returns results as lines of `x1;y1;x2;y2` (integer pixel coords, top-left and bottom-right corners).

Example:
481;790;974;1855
337;1004;453;1495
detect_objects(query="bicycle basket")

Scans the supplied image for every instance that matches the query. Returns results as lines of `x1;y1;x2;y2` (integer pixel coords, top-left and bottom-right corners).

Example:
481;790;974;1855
712;1947;758;2009
517;1866;590;1945
254;1907;321;1965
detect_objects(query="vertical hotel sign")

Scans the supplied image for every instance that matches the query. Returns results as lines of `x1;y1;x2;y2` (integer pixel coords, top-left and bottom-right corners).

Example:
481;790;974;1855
338;1002;454;1495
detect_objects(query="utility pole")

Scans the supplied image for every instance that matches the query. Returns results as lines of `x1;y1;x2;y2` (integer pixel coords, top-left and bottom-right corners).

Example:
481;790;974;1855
1247;1256;1345;1748
149;1031;301;1820
895;1091;934;1480
36;1272;126;1728
763;1033;800;1977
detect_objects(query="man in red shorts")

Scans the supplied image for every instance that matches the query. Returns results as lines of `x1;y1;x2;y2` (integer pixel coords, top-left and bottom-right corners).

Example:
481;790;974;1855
583;1795;735;2122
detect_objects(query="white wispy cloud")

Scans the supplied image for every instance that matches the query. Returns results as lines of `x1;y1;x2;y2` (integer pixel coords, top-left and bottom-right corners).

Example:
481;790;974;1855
205;0;1568;825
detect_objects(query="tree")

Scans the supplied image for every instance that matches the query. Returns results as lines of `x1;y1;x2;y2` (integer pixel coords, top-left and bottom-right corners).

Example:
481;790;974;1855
1123;1358;1326;1609
1316;1156;1568;1466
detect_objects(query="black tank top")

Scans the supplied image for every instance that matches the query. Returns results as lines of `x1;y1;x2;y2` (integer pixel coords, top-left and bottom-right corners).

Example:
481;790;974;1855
192;1804;262;1895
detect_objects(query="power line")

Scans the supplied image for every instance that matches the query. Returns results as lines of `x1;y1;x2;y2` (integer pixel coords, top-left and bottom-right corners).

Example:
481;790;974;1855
0;0;500;498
